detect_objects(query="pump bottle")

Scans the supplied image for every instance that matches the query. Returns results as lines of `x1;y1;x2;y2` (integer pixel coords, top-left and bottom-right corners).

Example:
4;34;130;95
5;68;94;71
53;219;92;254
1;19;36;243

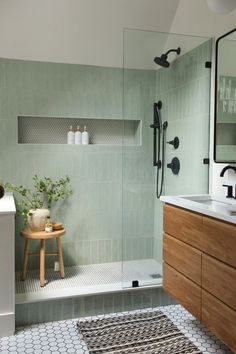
67;126;74;144
82;126;89;145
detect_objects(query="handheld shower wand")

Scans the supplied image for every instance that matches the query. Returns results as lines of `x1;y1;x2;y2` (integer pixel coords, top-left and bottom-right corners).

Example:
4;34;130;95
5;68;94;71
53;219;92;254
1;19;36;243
150;101;162;167
150;101;168;198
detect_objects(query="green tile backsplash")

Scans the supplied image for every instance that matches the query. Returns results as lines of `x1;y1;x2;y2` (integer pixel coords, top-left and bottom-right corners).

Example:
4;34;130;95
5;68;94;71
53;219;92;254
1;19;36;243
153;40;212;263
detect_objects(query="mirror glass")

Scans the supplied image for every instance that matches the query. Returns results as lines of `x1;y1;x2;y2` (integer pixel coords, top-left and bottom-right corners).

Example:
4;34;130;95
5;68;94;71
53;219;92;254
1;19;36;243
214;28;236;162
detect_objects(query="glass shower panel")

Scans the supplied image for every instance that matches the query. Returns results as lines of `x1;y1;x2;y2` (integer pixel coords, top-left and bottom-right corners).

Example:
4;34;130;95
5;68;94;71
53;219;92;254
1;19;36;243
122;29;212;288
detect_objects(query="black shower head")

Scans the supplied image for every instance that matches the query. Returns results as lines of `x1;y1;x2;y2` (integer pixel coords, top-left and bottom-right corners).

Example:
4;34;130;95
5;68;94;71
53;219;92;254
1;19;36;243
154;47;181;68
154;54;169;67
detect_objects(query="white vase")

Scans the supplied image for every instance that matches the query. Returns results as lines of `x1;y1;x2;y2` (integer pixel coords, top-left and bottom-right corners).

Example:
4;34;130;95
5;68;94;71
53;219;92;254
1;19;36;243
27;208;50;231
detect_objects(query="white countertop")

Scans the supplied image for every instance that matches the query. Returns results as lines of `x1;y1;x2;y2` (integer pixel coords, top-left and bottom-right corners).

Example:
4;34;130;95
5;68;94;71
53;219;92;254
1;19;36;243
160;194;236;224
0;193;16;214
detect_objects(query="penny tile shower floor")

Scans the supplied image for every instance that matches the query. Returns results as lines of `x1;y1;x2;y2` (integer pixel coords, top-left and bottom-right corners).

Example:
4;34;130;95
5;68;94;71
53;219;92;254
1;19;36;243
16;259;162;303
0;305;233;354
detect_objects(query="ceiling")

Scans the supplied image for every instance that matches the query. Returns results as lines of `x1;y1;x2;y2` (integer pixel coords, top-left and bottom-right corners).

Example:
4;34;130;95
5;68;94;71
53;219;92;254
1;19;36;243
0;0;235;67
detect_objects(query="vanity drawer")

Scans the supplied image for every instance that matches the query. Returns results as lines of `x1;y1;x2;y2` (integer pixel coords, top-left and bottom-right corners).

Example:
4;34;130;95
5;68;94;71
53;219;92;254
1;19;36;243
163;262;201;320
202;290;236;353
163;204;203;250
163;233;201;285
202;216;236;268
202;254;236;311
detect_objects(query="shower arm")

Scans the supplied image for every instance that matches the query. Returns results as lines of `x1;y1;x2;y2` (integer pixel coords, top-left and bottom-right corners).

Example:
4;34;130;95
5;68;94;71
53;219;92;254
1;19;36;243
165;48;179;56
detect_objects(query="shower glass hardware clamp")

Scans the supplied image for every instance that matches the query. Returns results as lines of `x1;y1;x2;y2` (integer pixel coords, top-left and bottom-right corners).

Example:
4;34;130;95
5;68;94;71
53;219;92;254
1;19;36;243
167;137;179;149
132;280;139;287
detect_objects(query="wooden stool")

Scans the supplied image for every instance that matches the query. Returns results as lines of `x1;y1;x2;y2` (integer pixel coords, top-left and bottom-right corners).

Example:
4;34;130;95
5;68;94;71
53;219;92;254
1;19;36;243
20;228;65;287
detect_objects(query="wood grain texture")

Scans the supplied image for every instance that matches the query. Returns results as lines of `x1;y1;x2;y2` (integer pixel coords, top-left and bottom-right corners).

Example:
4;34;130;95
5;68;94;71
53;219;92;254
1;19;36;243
163;204;203;250
202;253;236;311
163;262;201;320
202;290;236;354
163;204;236;352
163;233;202;285
40;239;45;287
21;228;65;240
21;239;29;281
57;238;65;278
202;216;236;268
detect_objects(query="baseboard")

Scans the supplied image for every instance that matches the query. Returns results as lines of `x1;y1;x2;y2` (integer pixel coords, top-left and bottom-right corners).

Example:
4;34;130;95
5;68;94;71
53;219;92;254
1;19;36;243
0;312;15;337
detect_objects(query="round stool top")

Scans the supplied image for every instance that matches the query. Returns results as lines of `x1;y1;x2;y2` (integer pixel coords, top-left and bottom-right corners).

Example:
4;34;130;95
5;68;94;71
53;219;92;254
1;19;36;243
20;228;65;240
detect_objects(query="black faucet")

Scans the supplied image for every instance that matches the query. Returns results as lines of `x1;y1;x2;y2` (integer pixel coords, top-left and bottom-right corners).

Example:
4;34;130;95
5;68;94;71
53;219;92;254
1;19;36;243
220;165;236;177
220;165;236;198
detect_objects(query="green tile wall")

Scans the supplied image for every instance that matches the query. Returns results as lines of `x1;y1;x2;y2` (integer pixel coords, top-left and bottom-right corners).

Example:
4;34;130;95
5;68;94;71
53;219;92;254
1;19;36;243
15;287;175;326
153;40;212;263
0;58;155;271
122;69;156;267
0;40;212;277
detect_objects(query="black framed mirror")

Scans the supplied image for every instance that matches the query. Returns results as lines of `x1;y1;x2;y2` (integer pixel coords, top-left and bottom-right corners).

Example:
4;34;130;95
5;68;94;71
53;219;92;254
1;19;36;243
214;28;236;163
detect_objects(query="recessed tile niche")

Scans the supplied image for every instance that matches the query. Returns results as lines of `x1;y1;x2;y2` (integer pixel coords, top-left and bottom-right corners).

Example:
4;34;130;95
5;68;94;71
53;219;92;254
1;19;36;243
18;116;141;146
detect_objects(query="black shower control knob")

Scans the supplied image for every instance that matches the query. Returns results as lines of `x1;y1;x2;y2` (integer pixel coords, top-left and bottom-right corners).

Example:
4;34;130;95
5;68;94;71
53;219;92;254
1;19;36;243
167;157;180;175
167;137;179;149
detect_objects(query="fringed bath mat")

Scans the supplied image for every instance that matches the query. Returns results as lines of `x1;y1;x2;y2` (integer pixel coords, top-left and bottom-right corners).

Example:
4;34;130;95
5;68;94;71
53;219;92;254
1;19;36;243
77;310;202;354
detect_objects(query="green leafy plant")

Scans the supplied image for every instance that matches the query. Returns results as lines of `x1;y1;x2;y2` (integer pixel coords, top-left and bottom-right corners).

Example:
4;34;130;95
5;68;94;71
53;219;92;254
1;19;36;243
4;175;72;223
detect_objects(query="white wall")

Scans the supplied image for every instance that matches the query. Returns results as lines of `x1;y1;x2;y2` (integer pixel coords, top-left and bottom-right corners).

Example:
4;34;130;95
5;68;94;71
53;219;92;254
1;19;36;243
0;0;179;67
170;0;236;38
0;0;235;66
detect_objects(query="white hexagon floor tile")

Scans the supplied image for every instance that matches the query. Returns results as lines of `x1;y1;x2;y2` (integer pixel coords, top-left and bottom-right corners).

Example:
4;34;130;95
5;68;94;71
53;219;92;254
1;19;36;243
0;304;233;353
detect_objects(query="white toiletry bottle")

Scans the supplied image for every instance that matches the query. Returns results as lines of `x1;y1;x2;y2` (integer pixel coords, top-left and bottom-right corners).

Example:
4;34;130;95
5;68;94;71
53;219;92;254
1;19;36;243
67;125;74;144
82;126;89;145
45;216;53;233
74;125;82;145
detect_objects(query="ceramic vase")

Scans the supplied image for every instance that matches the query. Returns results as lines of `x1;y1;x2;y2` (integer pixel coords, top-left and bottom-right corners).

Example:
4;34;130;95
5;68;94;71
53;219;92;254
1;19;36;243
27;208;50;231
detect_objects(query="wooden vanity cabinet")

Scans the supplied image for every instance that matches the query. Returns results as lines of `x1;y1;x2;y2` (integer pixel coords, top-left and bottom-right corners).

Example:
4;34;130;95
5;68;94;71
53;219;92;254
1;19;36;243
163;262;202;320
163;204;236;353
202;216;236;268
163;204;203;249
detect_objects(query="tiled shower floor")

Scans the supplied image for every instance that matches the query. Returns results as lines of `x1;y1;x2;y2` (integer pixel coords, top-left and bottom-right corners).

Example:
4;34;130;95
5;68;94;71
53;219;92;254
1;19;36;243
0;305;233;354
16;259;162;304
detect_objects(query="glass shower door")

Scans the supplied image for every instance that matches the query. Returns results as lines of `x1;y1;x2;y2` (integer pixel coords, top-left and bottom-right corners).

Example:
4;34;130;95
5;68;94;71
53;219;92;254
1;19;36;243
122;29;212;288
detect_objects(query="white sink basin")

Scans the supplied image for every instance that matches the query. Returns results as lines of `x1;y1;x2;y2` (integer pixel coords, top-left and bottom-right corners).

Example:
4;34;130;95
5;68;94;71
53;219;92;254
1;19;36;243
181;195;234;207
160;194;236;224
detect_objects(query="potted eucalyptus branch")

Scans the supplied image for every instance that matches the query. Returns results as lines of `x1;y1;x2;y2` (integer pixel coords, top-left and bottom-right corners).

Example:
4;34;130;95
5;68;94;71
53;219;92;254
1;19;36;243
5;175;72;231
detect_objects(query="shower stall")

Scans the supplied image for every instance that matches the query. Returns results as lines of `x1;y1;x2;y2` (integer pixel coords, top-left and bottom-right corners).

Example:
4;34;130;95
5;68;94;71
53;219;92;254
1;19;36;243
122;29;212;288
13;30;212;311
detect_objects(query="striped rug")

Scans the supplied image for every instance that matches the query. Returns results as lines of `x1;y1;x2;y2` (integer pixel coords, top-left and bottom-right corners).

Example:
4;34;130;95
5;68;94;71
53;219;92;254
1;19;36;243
78;310;202;354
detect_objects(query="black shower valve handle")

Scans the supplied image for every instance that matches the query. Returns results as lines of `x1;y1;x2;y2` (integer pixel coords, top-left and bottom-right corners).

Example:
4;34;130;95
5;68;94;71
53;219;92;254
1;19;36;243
167;136;179;149
167;157;180;175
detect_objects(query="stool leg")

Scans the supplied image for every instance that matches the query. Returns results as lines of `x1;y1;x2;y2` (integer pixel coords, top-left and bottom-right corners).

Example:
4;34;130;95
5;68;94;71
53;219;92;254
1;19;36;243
57;238;65;278
21;239;29;281
40;239;45;287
